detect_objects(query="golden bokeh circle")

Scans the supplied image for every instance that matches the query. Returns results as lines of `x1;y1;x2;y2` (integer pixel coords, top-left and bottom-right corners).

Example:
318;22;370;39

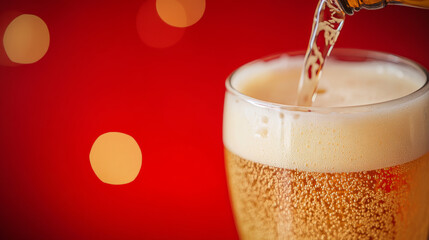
3;14;50;64
90;132;142;185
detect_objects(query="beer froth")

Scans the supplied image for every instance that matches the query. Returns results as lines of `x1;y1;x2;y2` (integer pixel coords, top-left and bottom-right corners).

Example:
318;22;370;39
223;55;429;172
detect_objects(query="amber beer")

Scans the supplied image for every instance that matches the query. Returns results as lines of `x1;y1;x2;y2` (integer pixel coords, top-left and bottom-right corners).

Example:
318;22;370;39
223;50;429;239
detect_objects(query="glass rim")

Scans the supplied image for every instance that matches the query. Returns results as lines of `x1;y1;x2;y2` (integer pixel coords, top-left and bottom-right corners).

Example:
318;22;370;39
225;48;429;113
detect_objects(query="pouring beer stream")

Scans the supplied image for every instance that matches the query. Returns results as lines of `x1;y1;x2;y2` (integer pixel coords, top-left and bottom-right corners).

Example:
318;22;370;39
297;0;429;106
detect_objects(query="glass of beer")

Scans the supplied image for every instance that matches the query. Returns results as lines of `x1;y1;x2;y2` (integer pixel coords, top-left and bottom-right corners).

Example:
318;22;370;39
223;49;429;239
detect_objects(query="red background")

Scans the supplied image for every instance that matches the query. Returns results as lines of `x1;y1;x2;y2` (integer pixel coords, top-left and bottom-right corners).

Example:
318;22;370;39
0;0;428;239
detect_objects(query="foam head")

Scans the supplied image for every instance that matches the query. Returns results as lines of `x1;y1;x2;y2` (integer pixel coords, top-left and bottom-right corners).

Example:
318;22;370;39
223;51;429;172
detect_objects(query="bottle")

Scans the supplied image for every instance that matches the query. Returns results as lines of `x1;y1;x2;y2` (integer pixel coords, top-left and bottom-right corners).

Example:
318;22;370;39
336;0;429;15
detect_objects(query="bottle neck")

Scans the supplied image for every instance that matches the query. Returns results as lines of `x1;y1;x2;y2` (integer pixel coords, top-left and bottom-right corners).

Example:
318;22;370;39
337;0;388;15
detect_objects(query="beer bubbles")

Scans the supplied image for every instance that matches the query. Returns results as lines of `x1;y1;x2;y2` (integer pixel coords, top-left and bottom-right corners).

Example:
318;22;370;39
3;14;50;64
90;132;142;185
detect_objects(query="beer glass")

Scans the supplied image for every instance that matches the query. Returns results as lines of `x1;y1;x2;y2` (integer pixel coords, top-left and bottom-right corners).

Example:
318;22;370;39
223;49;429;239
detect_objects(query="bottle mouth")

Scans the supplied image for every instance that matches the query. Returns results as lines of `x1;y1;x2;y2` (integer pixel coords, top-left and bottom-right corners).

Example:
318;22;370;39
336;0;389;15
336;0;356;15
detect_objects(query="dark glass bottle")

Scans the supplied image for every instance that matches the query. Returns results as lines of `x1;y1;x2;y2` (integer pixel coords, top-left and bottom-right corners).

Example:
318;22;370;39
336;0;429;15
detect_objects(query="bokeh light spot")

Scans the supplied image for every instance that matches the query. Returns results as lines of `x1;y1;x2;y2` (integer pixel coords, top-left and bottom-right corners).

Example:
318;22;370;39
90;132;142;185
137;0;185;48
3;14;50;64
156;0;206;28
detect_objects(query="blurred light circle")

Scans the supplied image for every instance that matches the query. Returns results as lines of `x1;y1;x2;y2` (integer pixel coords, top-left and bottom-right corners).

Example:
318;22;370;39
137;0;185;48
156;0;206;28
3;14;50;64
90;132;142;185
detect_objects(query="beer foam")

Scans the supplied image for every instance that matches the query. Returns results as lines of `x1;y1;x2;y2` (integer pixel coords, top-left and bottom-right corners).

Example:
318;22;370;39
223;55;429;172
